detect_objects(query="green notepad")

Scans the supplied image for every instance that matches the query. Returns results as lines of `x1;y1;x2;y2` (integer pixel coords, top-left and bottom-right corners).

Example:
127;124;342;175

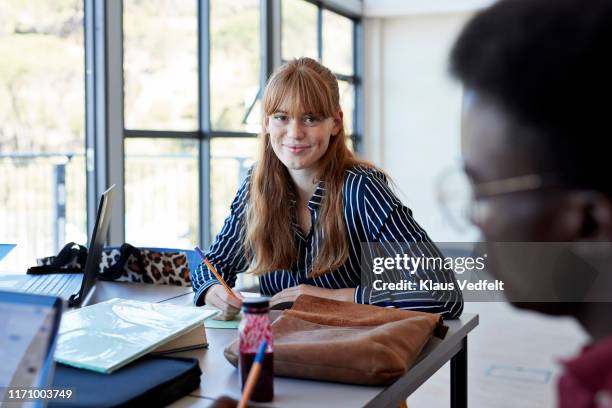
204;314;241;329
201;291;259;329
54;298;216;373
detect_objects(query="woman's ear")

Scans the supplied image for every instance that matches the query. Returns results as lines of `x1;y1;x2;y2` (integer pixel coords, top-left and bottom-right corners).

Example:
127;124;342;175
331;110;344;136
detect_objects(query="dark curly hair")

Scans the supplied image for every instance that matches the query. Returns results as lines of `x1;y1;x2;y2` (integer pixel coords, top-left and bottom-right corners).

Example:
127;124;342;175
450;0;612;195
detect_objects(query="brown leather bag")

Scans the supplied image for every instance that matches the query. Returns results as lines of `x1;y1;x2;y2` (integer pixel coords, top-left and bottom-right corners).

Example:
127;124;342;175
224;295;448;385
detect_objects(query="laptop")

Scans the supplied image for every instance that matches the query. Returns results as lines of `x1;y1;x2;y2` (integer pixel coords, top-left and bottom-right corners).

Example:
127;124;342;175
0;291;62;404
0;244;16;262
0;185;116;308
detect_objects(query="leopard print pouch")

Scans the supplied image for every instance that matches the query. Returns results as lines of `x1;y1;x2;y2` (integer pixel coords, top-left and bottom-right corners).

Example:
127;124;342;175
99;244;192;286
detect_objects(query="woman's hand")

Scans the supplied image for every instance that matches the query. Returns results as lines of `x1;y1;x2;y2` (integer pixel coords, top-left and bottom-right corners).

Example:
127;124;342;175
270;284;355;308
204;284;243;320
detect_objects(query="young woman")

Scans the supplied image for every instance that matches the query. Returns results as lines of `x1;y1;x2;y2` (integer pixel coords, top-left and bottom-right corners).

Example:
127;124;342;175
192;57;463;320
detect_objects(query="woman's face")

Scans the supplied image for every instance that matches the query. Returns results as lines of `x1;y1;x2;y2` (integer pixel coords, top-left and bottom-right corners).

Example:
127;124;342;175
266;102;342;176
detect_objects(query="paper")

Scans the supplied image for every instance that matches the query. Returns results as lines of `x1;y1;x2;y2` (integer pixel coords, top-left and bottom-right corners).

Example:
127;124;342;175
204;314;242;329
201;292;260;329
55;298;216;373
0;244;16;262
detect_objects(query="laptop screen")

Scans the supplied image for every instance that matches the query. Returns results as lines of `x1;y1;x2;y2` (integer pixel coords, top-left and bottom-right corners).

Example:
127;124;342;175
0;244;16;262
0;292;62;401
68;185;115;308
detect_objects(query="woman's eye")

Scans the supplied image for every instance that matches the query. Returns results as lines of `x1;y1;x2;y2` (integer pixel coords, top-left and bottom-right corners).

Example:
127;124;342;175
303;116;319;124
273;114;288;121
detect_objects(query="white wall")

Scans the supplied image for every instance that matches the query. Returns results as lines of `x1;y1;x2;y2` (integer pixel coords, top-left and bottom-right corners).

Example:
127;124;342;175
363;11;478;242
363;0;494;17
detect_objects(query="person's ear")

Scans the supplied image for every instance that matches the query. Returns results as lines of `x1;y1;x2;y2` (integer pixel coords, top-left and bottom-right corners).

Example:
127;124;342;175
567;191;612;240
264;116;270;133
331;110;343;136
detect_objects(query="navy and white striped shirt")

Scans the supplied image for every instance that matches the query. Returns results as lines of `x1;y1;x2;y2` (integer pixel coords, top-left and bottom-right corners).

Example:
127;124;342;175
192;165;463;319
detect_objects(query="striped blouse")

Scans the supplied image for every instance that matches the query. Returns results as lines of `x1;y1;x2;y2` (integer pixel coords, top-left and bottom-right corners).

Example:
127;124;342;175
191;165;464;319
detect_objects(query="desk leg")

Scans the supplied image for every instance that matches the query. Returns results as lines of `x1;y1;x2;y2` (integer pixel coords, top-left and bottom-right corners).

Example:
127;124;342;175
451;336;468;408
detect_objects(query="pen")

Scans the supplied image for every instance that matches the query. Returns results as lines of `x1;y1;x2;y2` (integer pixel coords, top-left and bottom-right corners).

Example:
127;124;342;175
194;246;241;302
237;339;268;408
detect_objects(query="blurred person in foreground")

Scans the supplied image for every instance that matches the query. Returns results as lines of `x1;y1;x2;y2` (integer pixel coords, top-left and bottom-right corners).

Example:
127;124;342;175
450;0;612;406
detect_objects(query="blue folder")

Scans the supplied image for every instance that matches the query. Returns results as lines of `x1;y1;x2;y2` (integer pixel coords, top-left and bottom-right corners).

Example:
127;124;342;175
50;356;201;407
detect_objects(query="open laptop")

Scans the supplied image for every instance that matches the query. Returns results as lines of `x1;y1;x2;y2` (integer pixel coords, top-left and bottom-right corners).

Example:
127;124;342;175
0;291;62;406
0;244;16;262
0;185;116;308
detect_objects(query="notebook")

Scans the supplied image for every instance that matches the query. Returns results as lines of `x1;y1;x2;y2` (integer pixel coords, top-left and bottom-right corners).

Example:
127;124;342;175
54;298;216;373
154;324;208;353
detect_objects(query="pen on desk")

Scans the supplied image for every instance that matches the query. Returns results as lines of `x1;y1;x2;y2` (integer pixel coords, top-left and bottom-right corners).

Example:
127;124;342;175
194;246;241;302
238;339;268;408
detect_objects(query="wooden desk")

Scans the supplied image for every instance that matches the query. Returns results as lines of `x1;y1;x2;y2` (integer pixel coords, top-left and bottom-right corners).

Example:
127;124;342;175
98;284;478;408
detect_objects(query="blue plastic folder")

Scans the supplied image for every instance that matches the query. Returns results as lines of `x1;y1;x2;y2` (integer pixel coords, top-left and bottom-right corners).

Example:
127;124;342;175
0;244;16;262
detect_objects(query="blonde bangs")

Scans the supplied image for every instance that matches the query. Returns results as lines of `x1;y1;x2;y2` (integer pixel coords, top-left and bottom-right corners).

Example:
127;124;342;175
263;64;337;119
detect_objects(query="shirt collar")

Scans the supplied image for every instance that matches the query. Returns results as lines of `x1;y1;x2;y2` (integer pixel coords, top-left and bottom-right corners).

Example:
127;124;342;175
307;181;326;211
288;181;326;212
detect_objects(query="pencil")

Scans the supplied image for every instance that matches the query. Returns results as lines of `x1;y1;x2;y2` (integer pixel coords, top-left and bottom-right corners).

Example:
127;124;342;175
237;339;268;408
194;246;241;302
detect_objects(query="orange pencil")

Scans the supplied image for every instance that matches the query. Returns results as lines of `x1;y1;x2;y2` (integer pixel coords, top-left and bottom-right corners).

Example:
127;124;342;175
194;246;241;302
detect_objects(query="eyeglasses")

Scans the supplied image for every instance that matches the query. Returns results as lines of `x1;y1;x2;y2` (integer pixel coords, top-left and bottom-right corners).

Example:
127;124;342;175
435;165;563;233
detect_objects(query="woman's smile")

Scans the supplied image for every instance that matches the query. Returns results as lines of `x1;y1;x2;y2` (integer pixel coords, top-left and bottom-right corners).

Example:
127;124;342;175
284;144;311;154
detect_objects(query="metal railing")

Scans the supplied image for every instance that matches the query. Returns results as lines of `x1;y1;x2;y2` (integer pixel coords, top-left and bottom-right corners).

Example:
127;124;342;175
0;152;87;272
0;152;252;274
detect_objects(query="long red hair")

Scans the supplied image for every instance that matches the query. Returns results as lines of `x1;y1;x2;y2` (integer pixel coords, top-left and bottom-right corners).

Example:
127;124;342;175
245;57;374;277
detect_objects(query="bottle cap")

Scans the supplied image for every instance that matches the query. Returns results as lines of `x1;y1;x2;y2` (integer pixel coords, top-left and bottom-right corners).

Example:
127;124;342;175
242;297;270;313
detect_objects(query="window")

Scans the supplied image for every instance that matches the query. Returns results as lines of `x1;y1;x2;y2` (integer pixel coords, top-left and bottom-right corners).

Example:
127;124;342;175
322;10;354;76
123;0;199;247
0;0;86;272
281;0;318;61
280;0;358;142
121;0;358;248
209;0;260;238
1;1;361;270
123;0;198;131
210;138;257;235
124;139;199;247
210;0;260;133
323;9;355;136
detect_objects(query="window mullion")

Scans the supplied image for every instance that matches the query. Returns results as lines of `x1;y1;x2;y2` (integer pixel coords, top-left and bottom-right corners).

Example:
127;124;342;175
353;18;363;154
199;0;212;248
86;0;125;244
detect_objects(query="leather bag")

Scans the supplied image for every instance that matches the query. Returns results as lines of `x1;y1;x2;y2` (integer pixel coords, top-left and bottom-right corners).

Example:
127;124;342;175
224;294;448;385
